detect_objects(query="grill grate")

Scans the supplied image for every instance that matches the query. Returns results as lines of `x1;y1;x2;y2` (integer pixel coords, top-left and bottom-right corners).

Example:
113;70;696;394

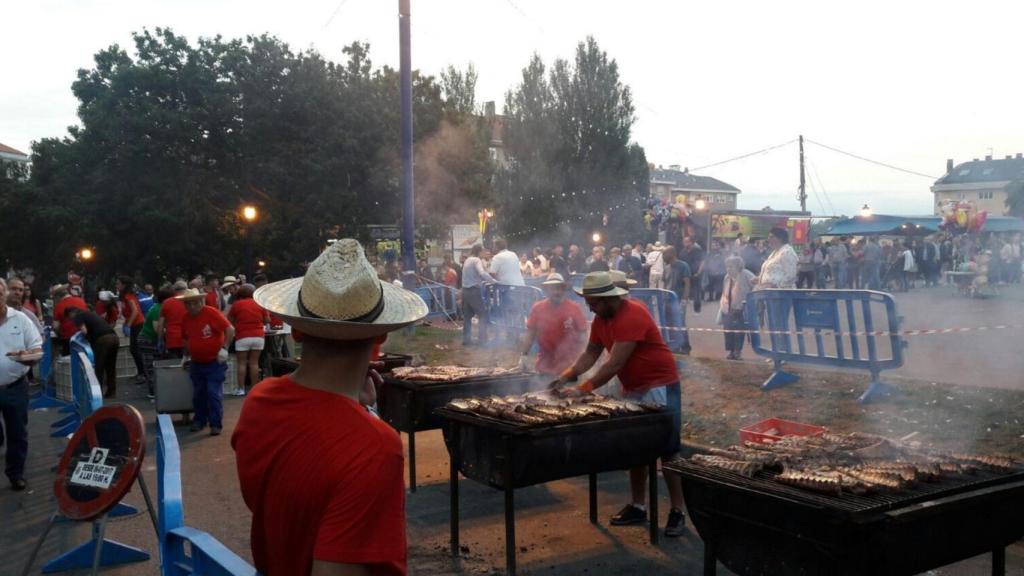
669;458;1024;515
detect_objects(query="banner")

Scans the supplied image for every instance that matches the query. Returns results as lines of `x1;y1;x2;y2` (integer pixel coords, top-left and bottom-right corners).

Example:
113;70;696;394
711;215;810;244
451;224;481;251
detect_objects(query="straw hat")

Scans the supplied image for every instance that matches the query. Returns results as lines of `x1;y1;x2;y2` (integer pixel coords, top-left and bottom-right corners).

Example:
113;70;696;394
177;288;206;301
98;290;115;302
254;238;428;340
574;271;628;298
608;269;637;287
540;273;567;286
222;275;239;287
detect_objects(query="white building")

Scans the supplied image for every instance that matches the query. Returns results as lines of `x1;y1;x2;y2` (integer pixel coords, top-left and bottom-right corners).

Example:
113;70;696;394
931;154;1024;216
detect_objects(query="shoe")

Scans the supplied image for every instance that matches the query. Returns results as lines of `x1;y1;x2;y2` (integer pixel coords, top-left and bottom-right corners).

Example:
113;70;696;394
189;422;206;432
610;504;647;526
11;478;27;491
146;393;155;399
210;427;222;436
665;508;686;537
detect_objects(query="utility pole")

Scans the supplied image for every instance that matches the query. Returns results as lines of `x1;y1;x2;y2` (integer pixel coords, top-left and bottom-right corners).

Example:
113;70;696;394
399;0;416;285
798;134;807;212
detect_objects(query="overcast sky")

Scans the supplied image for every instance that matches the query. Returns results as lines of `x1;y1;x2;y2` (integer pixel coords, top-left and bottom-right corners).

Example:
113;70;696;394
4;0;1023;217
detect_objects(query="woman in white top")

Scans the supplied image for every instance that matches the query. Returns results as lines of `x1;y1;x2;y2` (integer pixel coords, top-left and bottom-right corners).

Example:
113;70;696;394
901;241;916;291
755;227;798;290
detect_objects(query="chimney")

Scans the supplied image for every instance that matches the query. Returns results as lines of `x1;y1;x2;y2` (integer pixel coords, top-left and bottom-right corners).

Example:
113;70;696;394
946;159;954;174
1007;155;1013;160
484;101;496;117
1017;153;1023;159
985;154;993;161
669;164;681;171
973;158;980;162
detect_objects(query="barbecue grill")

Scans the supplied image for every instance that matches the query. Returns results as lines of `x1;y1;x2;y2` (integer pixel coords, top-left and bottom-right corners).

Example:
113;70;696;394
437;407;673;576
268;352;411;377
665;457;1024;576
379;372;536;491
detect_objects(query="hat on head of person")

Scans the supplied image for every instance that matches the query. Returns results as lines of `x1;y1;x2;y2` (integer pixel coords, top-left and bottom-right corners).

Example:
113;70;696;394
222;275;239;287
177;288;206;301
541;273;567;286
574;271;628;298
254;238;428;340
608;269;637;288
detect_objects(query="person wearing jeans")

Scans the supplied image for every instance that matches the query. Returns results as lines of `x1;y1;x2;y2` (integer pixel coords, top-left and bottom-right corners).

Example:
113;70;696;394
0;278;44;491
460;244;496;346
180;289;235;436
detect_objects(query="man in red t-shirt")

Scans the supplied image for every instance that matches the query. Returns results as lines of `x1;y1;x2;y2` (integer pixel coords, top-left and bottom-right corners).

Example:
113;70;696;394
158;281;189;358
550;271;686;537
233;238;428;576
518;273;587;377
51;285;88;355
180;289;234;436
117;277;146;381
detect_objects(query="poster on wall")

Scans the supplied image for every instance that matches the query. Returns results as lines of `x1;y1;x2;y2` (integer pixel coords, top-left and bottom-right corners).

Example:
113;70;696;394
451;224;482;252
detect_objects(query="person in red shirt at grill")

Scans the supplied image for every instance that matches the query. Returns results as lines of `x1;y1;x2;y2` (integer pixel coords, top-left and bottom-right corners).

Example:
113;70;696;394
158;281;189;358
51;284;88;355
518;273;588;379
550;270;686;538
233;239;427;576
180;288;234;436
117;276;147;382
226;284;269;396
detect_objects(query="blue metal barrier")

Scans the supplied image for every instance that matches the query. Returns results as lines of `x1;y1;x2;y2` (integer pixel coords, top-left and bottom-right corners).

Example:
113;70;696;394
157;414;257;576
414;285;459;321
31;328;66;410
483;284;544;345
744;289;906;403
48;334;99;438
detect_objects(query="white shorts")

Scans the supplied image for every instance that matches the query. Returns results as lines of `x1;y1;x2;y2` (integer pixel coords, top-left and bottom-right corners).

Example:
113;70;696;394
234;337;265;352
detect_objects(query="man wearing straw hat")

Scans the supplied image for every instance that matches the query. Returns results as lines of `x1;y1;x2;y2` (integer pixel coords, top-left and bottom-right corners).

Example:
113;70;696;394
549;270;686;537
179;288;235;435
233;239;427;576
517;273;588;378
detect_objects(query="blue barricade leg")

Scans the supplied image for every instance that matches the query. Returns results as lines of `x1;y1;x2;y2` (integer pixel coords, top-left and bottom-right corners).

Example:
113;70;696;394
761;360;799;391
31;396;65;410
109;502;140;517
49;419;79;438
41;519;149;573
859;371;896;404
50;413;77;429
59;403;76;414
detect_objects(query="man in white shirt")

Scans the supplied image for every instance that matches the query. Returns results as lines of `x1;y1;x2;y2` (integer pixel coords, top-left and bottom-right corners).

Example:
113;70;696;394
646;242;665;289
489;238;525;286
0;278;44;491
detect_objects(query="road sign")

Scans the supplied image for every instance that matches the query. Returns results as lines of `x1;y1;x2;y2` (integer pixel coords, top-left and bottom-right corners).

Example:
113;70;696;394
54;404;146;521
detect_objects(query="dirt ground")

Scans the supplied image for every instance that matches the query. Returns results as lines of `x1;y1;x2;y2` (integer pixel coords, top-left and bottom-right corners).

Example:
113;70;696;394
3;286;1024;575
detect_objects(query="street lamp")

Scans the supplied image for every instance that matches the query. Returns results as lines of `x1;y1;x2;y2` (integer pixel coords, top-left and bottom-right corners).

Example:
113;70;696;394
241;205;258;278
692;198;712;250
592;232;603;244
694;198;707;211
860;204;872;218
78;248;94;261
257;260;267;268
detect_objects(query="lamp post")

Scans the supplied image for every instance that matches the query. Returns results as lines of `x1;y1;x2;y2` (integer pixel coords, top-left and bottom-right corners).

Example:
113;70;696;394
242;205;258;279
693;198;712;251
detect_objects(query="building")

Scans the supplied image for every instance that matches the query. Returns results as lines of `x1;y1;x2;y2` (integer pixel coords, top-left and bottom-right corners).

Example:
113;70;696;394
649;165;740;209
0;142;30;179
931;154;1024;216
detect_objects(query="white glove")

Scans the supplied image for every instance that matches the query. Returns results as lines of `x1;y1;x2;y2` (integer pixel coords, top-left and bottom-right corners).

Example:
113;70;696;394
217;348;229;364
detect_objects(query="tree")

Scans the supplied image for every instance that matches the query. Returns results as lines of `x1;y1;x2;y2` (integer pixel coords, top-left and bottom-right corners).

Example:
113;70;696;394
1006;180;1024;217
497;38;647;246
440;63;479;117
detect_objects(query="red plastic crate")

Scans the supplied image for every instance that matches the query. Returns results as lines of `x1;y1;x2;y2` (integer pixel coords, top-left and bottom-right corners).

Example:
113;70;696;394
739;418;826;444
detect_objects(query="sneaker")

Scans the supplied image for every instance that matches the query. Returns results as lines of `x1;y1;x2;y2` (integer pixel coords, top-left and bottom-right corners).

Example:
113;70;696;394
209;427;222;436
610;504;647;526
11;478;27;491
189;422;206;432
665;508;686;537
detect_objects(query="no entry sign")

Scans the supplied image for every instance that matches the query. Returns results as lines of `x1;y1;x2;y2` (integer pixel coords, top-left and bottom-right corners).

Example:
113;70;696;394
54;404;147;521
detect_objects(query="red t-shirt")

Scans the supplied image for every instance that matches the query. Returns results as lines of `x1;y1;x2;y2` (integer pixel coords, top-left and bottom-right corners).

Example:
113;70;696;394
181;306;231;363
95;300;119;326
121;294;144;327
228;299;268;340
205;289;220;310
160;297;188;349
526;299;588;374
232;376;406;576
588;299;679;393
54;296;88;339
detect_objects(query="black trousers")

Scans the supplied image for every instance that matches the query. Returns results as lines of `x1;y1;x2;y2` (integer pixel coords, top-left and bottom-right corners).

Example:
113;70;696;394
722;309;747;354
92;333;120;398
0;377;29;482
129;324;145;374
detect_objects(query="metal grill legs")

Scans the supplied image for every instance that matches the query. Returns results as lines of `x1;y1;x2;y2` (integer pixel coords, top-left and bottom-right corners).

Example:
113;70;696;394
992;547;1005;576
588;473;598;524
649;461;659;545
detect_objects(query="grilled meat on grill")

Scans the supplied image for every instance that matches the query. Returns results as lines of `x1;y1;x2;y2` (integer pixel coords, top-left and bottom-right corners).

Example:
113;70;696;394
689;431;1020;497
444;392;661;426
391;365;524;381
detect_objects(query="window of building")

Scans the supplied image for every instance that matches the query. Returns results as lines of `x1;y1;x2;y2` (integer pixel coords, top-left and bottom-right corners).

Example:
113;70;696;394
982;168;994;176
958;169;971;176
979;191;994;200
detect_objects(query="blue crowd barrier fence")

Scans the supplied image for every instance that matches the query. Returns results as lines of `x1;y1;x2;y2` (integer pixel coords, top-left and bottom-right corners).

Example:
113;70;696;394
744;289;906;404
483;284;544;344
415;284;459;321
566;287;690;353
31;328;66;410
158;414;257;576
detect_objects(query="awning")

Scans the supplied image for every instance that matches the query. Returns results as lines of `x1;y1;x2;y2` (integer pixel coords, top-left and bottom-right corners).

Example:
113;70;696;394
825;215;941;236
981;217;1024;233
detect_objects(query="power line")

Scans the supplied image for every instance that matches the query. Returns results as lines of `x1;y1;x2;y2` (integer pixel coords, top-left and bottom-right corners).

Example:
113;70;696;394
806;156;837;216
690;139;797;172
804;138;939;180
323;0;353;30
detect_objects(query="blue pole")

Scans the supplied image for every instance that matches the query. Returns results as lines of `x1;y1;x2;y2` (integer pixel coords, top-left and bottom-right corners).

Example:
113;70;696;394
399;0;416;286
